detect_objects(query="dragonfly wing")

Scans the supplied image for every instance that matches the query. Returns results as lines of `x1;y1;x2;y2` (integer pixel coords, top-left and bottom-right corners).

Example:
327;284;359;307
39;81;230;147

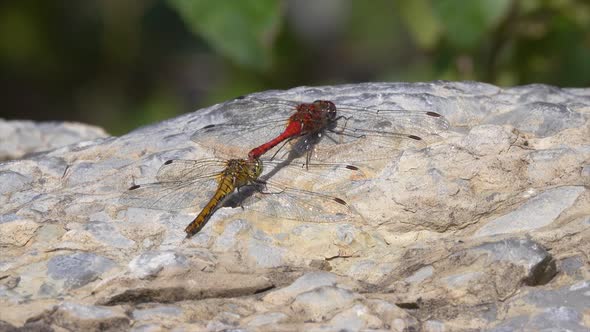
120;177;218;211
339;109;450;137
155;159;227;182
259;158;361;188
190;98;297;151
191;119;286;148
243;96;300;106
290;110;449;161
243;181;357;223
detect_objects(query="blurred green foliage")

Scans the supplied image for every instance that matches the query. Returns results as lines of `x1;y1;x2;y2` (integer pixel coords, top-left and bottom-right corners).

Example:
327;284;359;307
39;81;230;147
168;0;281;70
0;0;588;134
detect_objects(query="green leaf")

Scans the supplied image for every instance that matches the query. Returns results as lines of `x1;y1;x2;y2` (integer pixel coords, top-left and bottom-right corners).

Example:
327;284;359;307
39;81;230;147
168;0;281;70
397;0;441;49
432;0;512;49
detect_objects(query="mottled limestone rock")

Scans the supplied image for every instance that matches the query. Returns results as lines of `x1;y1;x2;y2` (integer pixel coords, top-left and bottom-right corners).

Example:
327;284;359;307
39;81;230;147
0;218;39;246
0;119;108;161
1;82;588;331
19;302;130;332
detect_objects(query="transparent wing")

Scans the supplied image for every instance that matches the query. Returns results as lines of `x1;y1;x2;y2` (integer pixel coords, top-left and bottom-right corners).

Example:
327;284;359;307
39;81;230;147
190;98;297;152
241;97;450;138
219;97;450;138
243;180;357;223
157;157;359;184
119;177;219;210
191;96;449;161
155;158;228;182
337;107;450;139
120;159;229;210
244;96;300;108
274;109;449;162
258;161;360;196
120;155;360;213
238;155;361;224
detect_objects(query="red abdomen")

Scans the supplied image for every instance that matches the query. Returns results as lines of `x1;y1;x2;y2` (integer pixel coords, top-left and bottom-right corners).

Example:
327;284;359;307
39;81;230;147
247;103;326;160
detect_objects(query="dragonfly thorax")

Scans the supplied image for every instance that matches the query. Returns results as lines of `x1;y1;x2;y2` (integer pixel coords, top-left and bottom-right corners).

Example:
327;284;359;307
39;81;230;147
224;158;263;187
291;100;338;135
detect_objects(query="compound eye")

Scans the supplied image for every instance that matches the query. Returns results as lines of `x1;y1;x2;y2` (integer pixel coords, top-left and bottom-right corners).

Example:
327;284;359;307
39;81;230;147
326;102;337;119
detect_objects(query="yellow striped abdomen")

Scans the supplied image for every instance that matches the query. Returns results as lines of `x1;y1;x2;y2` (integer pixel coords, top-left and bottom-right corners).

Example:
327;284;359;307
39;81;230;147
184;158;263;238
184;175;235;237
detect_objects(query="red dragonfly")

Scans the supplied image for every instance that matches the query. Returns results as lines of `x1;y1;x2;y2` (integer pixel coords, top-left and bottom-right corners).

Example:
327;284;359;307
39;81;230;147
190;96;450;164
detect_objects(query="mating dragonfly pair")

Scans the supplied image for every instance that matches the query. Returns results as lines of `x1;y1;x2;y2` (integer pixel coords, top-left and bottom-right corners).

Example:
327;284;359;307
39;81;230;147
121;96;450;237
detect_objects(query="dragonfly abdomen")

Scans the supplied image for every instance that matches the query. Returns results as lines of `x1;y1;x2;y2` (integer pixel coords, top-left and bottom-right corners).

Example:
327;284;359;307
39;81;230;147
184;175;236;237
248;120;303;160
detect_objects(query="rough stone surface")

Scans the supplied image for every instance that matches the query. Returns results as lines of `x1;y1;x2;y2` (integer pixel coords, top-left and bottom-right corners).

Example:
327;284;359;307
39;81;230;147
128;250;189;279
0;119;108;160
27;302;130;332
0;82;589;330
0;218;39;246
263;271;340;305
290;286;358;322
475;186;585;236
46;252;116;290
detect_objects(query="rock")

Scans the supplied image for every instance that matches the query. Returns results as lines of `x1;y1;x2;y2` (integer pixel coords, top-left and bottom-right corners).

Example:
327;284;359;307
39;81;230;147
558;256;585;278
0;82;588;330
0;119;108;161
489;280;590;332
95;272;274;305
290;286;358;322
475;186;586;237
46;252;116;290
246;238;286;268
328;304;383;330
128;250;188;279
491;307;587;332
132;305;183;321
423;320;446;332
404;265;434;284
263;271;338;305
26;302;130;332
383;236;560;328
129;324;166;332
206;311;241;331
0;218;39;246
461;125;514;156
212;219;251;251
486;101;585;137
441;271;485;288
0;171;32;195
242;312;289;327
367;299;419;331
471;237;557;286
83;221;135;249
0;319;53;332
528;280;590;309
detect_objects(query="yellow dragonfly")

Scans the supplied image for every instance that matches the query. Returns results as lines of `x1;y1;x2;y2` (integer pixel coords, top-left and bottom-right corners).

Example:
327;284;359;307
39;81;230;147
120;157;360;237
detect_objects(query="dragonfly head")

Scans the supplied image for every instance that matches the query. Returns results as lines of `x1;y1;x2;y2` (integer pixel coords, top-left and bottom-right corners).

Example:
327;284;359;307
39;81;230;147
249;158;264;179
313;100;337;121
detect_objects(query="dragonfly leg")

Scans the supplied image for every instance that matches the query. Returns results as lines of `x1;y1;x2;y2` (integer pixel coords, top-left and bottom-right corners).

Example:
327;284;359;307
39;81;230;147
329;126;366;139
232;186;245;210
305;146;315;170
254;180;286;195
322;132;340;144
329;115;367;143
332;115;352;135
269;138;293;161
